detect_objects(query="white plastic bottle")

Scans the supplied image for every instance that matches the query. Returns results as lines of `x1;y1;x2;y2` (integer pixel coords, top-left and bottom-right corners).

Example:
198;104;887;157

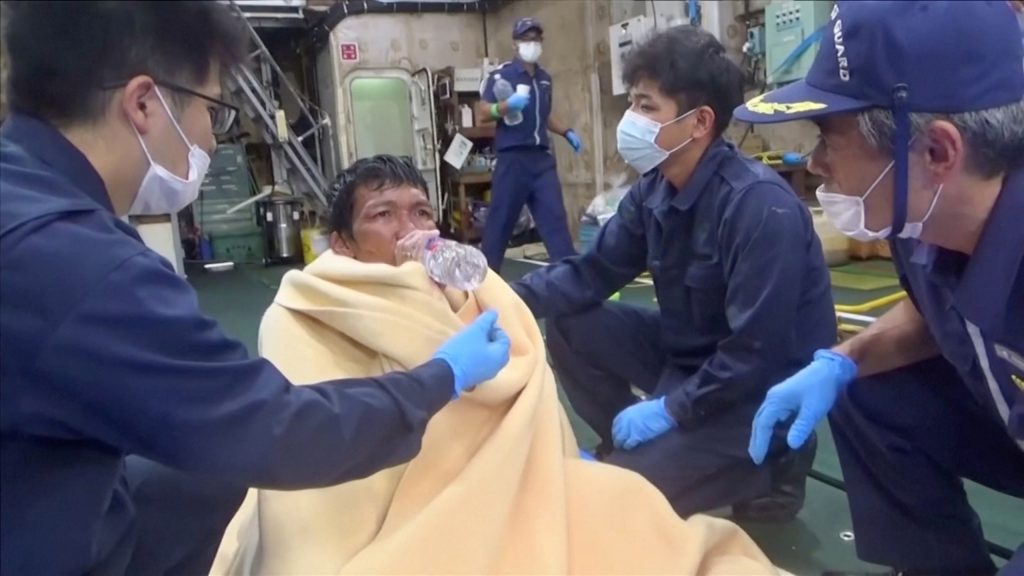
421;238;489;290
493;77;523;126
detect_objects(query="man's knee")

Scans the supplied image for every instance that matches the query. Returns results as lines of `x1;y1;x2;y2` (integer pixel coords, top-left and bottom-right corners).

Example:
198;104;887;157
187;477;247;527
545;308;581;345
602;434;678;489
127;458;245;538
122;459;246;575
604;432;768;515
831;356;960;434
549;306;611;347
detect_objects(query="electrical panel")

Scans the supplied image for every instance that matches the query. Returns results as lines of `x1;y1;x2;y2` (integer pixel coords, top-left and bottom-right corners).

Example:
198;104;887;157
744;25;766;56
765;0;832;85
609;15;654;96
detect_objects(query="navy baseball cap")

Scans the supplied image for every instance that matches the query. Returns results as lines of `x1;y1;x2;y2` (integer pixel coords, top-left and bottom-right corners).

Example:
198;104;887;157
513;17;543;39
734;1;1024;124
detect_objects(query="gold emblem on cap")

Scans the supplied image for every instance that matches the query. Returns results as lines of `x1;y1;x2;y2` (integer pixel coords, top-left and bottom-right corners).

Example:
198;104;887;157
745;93;828;115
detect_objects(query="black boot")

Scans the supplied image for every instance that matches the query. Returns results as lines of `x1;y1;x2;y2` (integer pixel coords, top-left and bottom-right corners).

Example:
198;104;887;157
732;432;817;523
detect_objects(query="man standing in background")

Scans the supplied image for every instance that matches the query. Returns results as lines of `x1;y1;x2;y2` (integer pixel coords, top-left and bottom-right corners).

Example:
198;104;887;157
476;17;582;272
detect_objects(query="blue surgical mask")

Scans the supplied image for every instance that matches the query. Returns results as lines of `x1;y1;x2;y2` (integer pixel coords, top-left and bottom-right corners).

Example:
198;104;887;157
616;108;696;174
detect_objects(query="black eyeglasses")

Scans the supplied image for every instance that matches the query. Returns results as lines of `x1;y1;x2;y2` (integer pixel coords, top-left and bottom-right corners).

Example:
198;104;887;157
159;81;238;136
103;79;239;136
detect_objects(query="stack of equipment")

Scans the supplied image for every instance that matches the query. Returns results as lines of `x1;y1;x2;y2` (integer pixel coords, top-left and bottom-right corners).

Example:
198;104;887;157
197;144;264;264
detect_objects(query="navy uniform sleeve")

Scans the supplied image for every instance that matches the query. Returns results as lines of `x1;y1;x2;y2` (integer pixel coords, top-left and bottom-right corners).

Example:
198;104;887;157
664;183;827;426
513;182;647;319
23;249;454;490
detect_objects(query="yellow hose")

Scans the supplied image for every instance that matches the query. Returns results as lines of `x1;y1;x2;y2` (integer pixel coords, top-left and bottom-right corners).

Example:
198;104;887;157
834;290;907;313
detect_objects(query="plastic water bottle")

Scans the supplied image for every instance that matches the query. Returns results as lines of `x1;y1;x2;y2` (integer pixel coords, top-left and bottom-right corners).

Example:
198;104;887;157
493;77;523;126
421;238;489;291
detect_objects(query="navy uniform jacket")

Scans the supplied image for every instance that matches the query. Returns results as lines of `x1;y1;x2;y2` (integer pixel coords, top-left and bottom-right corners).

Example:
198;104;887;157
890;166;1024;446
514;139;837;427
480;59;553;152
0;115;454;574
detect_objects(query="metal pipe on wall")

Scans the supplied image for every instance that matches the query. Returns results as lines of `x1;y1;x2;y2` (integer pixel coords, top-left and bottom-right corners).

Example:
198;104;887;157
305;1;511;51
482;9;489;58
585;0;604;195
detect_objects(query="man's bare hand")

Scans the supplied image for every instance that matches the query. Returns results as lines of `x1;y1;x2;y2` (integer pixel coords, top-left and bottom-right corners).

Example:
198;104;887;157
395;229;441;265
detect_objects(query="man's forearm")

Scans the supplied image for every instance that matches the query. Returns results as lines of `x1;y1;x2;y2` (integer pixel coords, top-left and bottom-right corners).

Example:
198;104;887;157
547;114;569;136
835;297;940;378
475;101;504;126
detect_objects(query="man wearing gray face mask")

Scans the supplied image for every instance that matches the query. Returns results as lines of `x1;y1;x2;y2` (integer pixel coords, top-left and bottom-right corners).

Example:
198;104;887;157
0;2;511;575
511;24;836;520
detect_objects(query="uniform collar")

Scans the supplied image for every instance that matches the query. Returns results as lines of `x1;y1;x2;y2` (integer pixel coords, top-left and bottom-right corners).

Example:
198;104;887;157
0;114;114;213
644;138;732;212
510;57;545;78
953;167;1024;333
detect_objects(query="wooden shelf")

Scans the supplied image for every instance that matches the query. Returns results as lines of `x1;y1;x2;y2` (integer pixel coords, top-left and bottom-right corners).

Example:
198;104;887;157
435;65;497;245
458;126;496;139
457;172;492;185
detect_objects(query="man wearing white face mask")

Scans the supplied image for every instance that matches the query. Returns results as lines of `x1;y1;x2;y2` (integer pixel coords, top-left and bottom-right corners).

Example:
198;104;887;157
475;17;582;273
736;2;1024;574
0;2;511;575
128;84;213;215
513;25;836;520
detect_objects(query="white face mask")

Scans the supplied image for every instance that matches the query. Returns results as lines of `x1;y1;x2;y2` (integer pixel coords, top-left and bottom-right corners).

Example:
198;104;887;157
815;159;943;241
616;108;696;175
517;41;543;63
129;87;211;216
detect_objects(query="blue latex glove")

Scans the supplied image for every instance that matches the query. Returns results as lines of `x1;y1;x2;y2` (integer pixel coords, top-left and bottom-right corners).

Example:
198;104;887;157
579;449;597;461
433;310;511;397
748;349;858;465
611;397;677;450
564;129;583;154
505;92;530;112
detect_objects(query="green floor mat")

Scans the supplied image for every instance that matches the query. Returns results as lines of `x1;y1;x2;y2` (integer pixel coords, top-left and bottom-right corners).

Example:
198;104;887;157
812;423;1024;556
831;286;902;309
832;259;898;277
187;263;286;354
723;481;883;574
829;270;902;291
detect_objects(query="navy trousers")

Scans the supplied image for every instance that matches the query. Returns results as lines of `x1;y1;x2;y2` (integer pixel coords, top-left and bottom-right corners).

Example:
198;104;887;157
830;356;1024;574
92;457;245;576
482;148;576;272
547;302;774;517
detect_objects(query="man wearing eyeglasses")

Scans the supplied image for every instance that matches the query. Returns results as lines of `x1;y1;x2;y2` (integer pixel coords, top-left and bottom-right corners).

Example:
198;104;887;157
0;2;510;575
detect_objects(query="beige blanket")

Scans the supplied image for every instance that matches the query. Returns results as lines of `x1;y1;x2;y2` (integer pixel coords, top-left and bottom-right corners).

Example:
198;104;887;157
212;253;775;575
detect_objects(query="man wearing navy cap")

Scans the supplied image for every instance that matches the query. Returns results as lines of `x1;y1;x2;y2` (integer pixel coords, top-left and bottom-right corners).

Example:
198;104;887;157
737;1;1024;574
475;17;581;272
